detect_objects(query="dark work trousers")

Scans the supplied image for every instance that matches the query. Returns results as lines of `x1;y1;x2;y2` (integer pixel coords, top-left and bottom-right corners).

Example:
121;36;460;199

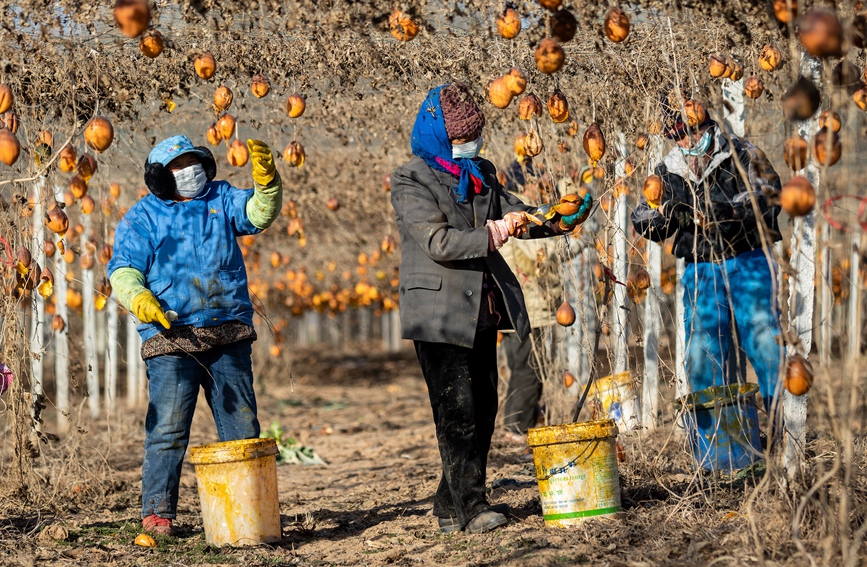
414;329;498;528
502;329;544;435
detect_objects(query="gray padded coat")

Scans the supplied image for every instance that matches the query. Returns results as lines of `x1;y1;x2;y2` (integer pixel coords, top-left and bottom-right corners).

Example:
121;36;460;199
391;156;560;348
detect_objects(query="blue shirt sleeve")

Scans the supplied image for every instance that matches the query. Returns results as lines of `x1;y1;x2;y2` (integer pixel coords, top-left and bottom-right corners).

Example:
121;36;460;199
222;184;262;237
107;204;156;278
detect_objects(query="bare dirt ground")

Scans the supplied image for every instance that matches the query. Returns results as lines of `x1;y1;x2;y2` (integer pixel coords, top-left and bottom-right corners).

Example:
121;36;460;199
0;344;861;567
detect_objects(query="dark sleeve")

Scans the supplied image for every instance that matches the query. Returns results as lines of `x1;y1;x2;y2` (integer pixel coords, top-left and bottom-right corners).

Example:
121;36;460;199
631;165;682;242
391;166;490;263
730;141;782;231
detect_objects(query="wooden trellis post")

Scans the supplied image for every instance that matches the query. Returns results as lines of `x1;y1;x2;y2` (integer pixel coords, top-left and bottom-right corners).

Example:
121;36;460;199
612;133;630;376
81;214;100;418
784;54;821;478
641;135;664;429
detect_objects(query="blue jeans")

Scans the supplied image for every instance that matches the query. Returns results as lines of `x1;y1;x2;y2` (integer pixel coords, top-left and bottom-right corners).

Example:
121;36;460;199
141;339;260;519
683;249;783;411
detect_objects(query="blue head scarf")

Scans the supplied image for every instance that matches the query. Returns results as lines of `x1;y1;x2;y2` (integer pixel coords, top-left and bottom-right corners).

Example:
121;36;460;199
410;85;488;204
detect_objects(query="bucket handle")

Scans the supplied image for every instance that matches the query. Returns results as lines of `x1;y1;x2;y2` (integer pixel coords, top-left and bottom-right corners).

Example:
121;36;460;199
536;440;599;481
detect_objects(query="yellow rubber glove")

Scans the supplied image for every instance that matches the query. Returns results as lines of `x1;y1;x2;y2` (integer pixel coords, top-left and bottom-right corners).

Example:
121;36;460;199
131;291;171;329
247;139;276;186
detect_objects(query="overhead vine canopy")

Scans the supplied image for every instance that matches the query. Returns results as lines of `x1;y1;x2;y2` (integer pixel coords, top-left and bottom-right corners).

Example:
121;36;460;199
0;0;865;302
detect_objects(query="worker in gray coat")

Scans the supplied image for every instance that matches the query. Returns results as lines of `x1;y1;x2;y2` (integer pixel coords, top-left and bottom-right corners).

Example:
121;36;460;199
391;82;589;534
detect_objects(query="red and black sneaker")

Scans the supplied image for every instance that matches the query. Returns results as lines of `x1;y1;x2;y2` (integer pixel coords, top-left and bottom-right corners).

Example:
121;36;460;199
142;514;173;536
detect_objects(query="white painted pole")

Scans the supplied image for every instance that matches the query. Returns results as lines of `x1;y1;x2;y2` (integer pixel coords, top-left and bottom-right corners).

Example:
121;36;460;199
580;247;597;384
641;136;663;430
52;186;69;431
848;232;862;364
30;184;45;413
612;133;630;375
105;298;118;414
675;258;689;399
53;242;69;431
784;54;821;479
562;254;581;378
820;223;832;366
82;215;100;418
381;310;390;351
125;311;140;408
389;309;402;352
641;240;662;430
722;77;749;384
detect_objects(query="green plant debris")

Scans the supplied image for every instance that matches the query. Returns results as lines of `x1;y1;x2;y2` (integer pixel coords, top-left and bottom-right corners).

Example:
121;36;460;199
260;422;327;466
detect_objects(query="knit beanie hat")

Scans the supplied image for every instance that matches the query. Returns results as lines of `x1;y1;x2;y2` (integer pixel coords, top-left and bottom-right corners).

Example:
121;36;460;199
440;82;486;141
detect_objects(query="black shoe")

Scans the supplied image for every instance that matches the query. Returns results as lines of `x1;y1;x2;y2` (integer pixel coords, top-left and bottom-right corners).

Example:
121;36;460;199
465;510;508;534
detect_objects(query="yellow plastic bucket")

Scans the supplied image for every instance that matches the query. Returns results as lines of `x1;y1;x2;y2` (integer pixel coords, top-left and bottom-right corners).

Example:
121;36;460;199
189;438;281;546
589;372;639;431
527;419;621;527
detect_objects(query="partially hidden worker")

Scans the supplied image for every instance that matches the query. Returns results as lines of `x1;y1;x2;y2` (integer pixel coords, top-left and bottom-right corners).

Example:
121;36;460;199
107;135;282;536
631;89;783;433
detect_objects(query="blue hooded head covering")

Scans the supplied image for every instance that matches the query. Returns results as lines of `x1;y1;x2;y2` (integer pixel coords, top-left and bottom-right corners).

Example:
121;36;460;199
410;85;488;203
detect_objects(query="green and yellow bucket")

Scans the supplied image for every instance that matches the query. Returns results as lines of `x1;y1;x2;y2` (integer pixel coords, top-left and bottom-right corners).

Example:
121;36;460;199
527;419;621;527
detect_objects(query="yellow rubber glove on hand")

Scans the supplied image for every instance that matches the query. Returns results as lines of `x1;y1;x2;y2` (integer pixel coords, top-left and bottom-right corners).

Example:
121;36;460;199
131;291;171;330
247;139;276;186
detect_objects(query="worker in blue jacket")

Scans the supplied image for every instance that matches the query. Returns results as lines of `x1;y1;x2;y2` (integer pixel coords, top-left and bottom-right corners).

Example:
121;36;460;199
107;135;282;536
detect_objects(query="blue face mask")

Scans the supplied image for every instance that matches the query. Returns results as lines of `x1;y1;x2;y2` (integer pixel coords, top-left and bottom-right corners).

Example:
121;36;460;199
452;137;483;160
680;130;712;156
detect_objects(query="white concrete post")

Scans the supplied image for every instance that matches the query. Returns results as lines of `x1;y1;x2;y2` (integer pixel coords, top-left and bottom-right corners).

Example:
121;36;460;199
723;77;749;384
53;239;69;431
51;186;69;431
641;136;664;429
580;247;597;384
612;133;630;375
82;215;100;418
30;184;45;412
820;223;832;366
381;309;390;351
105;299;118;414
848;232;862;364
784;54;821;478
675;258;689;399
125;311;140;407
562;254;581;379
388;309;402;352
359;307;370;343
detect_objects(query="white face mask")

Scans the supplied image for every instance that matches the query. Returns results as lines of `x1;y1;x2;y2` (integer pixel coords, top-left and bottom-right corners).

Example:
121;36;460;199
173;163;207;198
452;137;483;160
